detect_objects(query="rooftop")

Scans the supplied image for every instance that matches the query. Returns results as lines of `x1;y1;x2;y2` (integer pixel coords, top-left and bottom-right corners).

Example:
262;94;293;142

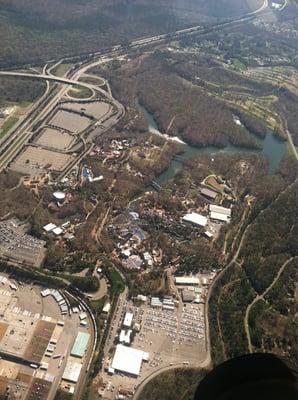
183;213;207;227
209;205;231;216
71;331;90;358
111;344;149;376
123;312;133;328
62;361;82;383
175;276;200;286
210;211;230;223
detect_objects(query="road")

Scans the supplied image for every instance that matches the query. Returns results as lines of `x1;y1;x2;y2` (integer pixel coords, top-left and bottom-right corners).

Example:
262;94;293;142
0;0;271;172
0;1;273;397
207;178;297;362
0;63;124;172
286;127;298;161
244;256;297;353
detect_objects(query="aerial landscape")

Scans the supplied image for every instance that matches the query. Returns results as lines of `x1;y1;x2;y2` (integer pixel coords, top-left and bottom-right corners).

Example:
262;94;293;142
0;0;297;399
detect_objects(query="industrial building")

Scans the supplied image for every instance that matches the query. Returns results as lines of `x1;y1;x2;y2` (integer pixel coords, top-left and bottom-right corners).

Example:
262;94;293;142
111;345;149;377
183;213;207;227
209;205;231;223
62;361;83;383
175;276;200;286
119;329;132;344
71;332;90;358
123;312;133;328
200;187;218;200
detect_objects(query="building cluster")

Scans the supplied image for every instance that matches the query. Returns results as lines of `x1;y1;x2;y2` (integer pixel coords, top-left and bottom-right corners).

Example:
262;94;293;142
175;271;216;304
109;211;158;271
182;202;232;239
90;139;131;160
43;220;73;239
61;331;91;394
108;310;149;378
0;279;90;399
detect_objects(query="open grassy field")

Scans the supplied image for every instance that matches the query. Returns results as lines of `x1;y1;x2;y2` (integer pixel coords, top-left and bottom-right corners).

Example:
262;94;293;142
68;85;93;100
51;63;73;77
0;116;19;139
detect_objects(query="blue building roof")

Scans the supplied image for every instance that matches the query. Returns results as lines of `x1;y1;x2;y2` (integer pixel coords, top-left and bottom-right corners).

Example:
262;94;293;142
71;331;90;358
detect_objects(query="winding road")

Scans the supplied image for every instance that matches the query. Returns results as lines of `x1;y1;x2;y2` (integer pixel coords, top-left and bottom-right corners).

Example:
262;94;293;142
244;256;297;353
0;1;283;398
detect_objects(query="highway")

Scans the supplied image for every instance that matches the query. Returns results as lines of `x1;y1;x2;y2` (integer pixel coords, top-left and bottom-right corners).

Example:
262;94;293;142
0;1;278;397
0;56;124;172
0;0;273;172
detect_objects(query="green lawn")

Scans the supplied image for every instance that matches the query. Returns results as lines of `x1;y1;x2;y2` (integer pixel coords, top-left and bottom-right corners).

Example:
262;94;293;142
68;85;93;99
106;268;125;296
0;116;19;139
52;63;73;77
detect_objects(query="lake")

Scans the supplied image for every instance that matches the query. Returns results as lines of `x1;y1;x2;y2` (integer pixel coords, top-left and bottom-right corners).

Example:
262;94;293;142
136;100;287;186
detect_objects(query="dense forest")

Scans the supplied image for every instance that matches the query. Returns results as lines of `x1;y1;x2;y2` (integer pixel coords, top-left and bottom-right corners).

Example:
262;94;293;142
140;368;208;400
248;258;297;364
93;51;277;149
209;157;298;366
0;0;262;66
0;77;46;107
0;0;265;67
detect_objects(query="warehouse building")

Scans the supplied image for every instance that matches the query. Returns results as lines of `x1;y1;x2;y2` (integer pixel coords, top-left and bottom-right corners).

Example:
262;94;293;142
209;205;231;223
71;331;90;358
209;204;231;215
123;312;133;328
183;213;207;227
200;187;218;200
111;345;149;377
175;276;200;286
62;361;83;383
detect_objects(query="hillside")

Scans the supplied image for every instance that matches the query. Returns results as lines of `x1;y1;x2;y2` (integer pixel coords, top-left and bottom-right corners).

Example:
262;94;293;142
209;157;298;366
0;0;263;67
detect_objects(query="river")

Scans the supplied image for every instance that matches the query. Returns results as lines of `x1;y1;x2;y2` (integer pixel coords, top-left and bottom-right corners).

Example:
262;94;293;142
136;100;286;185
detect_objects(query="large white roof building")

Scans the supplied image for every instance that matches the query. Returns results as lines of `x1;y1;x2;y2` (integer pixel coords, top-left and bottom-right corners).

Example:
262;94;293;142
111;345;149;376
62;361;82;383
182;213;207;227
175;276;200;286
123;312;133;328
210;211;230;223
119;329;132;344
209;205;231;216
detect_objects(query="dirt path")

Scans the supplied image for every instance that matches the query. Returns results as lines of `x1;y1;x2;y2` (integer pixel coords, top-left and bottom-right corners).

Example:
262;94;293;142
92;206;111;244
244;256;296;353
166;115;177;134
9;177;23;192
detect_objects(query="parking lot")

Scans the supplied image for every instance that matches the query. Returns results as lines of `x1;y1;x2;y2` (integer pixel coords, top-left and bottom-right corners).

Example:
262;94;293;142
49;109;91;133
10;145;75;176
35;128;75;150
62;101;112;120
100;296;207;399
0;218;46;267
